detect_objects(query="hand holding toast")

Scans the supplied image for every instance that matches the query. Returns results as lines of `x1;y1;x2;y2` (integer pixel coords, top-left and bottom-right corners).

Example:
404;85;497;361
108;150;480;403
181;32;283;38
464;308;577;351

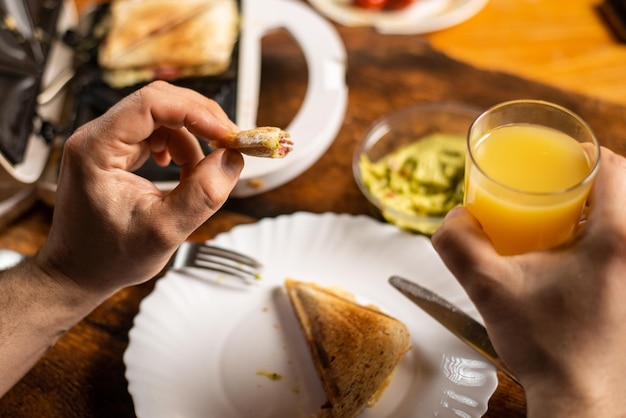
0;81;244;397
40;81;244;296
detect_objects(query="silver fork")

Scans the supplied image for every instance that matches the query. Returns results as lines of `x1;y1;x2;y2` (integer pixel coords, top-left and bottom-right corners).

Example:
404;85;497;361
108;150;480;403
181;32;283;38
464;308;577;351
169;241;263;282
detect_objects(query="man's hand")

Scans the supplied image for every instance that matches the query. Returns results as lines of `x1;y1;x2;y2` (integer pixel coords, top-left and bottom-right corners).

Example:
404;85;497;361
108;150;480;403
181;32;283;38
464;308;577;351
432;147;626;417
0;82;244;397
39;81;244;298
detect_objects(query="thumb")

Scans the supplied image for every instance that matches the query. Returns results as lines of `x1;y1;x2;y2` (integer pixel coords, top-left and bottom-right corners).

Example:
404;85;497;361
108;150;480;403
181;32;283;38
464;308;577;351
586;147;626;227
162;149;244;234
432;206;505;292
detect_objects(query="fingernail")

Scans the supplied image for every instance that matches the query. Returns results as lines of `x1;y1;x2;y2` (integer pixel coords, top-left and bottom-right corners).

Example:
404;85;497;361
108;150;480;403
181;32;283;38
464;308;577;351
444;205;464;220
221;149;244;179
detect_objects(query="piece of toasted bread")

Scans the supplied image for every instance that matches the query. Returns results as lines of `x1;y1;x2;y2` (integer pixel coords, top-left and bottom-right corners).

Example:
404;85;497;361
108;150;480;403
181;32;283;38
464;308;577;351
210;127;293;158
284;279;410;418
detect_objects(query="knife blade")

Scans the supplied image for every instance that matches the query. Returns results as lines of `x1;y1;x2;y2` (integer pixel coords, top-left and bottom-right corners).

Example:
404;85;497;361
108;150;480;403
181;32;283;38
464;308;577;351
389;275;520;385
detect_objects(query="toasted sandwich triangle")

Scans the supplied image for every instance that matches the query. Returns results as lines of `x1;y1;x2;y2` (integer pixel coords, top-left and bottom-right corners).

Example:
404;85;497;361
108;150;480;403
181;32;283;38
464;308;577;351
99;0;210;67
285;279;410;418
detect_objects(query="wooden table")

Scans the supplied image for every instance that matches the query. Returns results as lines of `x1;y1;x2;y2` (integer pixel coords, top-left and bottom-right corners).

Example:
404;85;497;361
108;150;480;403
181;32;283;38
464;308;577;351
1;0;625;416
428;0;626;106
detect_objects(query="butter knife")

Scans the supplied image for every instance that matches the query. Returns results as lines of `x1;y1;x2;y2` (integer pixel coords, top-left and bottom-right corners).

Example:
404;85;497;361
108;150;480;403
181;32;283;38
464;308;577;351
389;275;521;385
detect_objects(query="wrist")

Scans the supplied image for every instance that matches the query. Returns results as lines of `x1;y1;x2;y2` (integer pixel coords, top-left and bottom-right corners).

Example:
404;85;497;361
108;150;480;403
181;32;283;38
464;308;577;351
525;375;626;418
2;257;105;339
0;257;108;396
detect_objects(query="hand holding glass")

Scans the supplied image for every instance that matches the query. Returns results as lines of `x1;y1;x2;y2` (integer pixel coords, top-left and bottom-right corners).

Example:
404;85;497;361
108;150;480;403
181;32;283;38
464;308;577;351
464;100;600;255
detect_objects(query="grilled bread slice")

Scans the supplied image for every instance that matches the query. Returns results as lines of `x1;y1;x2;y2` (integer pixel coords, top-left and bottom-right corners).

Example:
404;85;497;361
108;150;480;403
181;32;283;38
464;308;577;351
284;279;410;418
98;0;239;88
210;127;293;158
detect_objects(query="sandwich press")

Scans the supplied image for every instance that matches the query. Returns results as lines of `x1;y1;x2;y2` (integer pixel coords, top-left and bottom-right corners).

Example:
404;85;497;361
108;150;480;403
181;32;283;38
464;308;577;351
0;0;348;220
0;0;75;225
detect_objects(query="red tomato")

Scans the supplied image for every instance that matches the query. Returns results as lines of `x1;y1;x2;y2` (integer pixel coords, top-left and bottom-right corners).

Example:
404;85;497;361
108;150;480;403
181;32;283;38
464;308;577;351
352;0;387;10
384;0;417;10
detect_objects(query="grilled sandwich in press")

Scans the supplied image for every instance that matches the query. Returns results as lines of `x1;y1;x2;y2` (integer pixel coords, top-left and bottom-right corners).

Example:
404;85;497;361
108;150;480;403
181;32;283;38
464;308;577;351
98;0;239;88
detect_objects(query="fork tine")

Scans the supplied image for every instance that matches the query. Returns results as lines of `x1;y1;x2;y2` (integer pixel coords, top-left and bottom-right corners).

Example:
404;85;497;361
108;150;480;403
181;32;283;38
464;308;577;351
192;259;259;281
170;242;262;282
193;251;261;280
197;244;262;269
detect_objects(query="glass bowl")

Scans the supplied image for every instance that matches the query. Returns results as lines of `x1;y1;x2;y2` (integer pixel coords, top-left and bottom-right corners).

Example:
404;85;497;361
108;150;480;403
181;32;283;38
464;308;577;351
353;102;482;235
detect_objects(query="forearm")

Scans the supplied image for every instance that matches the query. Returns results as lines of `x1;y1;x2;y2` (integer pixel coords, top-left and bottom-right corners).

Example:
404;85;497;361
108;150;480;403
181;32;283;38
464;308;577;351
0;259;105;397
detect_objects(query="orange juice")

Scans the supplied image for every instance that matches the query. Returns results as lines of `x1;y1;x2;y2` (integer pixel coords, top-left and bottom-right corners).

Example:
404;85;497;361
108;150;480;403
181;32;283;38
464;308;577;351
465;123;595;255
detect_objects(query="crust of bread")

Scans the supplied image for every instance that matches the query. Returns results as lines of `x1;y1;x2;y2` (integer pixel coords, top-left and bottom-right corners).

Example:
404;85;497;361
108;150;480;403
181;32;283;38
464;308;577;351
284;279;410;418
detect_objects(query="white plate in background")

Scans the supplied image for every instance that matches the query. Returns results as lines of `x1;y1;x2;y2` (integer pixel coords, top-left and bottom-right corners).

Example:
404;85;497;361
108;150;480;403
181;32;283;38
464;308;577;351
307;0;488;34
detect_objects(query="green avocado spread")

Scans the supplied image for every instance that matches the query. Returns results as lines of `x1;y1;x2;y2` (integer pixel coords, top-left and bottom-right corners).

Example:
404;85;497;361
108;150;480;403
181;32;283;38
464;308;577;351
358;133;466;233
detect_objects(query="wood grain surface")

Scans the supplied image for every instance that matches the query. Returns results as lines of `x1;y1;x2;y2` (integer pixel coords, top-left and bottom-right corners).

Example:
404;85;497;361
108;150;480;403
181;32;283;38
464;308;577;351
428;0;626;106
1;0;625;416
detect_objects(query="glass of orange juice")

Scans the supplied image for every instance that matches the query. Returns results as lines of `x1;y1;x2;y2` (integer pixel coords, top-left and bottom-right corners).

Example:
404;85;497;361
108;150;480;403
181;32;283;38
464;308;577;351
464;100;600;255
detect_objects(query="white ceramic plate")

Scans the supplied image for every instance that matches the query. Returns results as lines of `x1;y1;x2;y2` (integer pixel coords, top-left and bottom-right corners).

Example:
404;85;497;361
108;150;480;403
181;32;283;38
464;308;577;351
124;212;497;418
307;0;488;34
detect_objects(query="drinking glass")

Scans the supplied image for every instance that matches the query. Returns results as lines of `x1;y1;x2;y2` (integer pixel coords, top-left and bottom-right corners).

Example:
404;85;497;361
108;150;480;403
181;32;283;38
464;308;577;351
464;100;600;255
